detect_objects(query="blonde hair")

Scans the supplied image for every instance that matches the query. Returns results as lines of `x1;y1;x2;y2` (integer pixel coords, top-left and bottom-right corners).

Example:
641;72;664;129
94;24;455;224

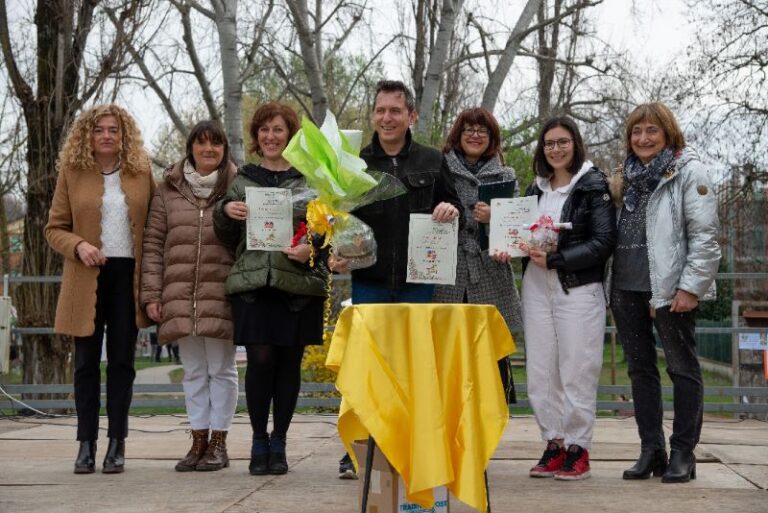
624;102;686;155
58;104;150;176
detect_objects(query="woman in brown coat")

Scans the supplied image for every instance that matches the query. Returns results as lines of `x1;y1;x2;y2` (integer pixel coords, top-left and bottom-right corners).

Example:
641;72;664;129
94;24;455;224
45;104;154;474
140;121;238;472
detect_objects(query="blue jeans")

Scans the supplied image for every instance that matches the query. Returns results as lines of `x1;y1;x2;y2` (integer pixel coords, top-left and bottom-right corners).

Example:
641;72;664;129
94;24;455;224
351;281;434;304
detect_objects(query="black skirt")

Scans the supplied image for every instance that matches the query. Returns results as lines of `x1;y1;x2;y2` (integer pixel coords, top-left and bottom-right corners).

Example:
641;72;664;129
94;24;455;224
230;286;325;347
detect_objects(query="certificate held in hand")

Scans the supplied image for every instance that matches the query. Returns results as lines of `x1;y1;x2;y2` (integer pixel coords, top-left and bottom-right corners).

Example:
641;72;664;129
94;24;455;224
488;196;538;258
476;180;516;250
245;187;294;251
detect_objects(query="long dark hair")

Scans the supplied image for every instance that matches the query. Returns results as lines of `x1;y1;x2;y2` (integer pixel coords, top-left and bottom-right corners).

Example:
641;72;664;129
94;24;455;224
532;116;586;178
185;120;231;198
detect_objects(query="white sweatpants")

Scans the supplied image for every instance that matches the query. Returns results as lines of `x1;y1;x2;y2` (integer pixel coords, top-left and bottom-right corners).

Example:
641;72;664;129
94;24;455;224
522;265;605;449
177;336;239;431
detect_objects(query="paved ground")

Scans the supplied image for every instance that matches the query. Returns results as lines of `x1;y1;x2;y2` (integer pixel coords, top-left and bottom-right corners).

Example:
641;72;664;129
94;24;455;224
134;365;182;385
0;413;766;513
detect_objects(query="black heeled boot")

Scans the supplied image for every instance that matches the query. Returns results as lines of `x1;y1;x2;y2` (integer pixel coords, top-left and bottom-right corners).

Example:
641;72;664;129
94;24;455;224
102;438;125;474
249;434;270;476
268;433;288;475
662;450;696;483
622;448;668;480
74;441;97;474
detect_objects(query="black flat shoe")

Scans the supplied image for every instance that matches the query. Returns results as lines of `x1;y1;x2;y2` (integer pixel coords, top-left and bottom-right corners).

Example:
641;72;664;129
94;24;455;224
662;450;696;483
623;449;667;480
74;441;96;474
249;434;270;476
102;438;125;474
268;433;288;475
268;451;288;475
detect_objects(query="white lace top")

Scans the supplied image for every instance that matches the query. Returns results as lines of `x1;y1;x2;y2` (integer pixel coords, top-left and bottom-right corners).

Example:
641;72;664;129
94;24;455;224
100;172;134;258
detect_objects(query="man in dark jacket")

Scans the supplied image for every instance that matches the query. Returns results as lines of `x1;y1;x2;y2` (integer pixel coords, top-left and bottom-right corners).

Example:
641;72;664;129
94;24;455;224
332;80;461;297
332;80;461;478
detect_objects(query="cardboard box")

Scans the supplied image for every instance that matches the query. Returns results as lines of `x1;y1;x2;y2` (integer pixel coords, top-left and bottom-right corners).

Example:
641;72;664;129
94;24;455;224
351;440;449;513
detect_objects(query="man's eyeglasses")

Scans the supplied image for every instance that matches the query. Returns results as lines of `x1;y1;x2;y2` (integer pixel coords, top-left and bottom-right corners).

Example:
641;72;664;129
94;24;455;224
543;138;573;151
462;127;489;137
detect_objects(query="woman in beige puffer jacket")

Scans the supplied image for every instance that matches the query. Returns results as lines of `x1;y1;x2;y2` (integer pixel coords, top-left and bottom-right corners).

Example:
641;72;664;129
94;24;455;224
140;121;238;473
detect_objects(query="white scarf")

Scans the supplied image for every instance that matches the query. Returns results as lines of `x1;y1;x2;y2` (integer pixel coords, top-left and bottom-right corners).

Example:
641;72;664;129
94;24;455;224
183;159;219;198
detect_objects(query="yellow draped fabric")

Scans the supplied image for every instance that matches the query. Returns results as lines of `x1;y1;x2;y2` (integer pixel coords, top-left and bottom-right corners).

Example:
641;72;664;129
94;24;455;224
325;304;515;512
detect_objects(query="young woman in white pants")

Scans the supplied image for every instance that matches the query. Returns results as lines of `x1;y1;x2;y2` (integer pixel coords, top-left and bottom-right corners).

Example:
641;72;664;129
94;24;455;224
498;117;616;480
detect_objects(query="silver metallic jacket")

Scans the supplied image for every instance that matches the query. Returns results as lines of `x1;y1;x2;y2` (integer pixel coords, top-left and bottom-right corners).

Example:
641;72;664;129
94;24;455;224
608;147;721;308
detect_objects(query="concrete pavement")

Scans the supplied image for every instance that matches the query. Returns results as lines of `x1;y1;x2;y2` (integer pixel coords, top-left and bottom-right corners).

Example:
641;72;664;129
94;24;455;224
0;413;766;513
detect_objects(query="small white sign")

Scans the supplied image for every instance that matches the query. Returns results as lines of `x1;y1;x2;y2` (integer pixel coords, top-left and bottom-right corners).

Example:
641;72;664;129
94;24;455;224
245;187;293;251
738;332;768;350
488;196;538;258
397;478;448;513
406;214;458;285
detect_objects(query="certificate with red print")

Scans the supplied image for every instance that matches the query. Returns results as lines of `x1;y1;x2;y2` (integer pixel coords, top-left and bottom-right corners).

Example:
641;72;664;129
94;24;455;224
406;214;458;285
245;187;293;251
488;196;538;258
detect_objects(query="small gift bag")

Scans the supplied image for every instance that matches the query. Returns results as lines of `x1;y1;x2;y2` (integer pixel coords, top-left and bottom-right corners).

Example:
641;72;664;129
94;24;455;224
524;215;571;252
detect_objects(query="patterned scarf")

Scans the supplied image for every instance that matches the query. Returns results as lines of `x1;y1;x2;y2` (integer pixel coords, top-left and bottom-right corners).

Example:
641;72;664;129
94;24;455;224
623;146;676;212
183;159;219;199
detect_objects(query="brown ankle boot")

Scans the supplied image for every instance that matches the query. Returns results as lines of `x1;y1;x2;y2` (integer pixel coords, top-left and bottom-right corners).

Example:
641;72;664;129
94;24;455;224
196;430;229;471
175;429;209;472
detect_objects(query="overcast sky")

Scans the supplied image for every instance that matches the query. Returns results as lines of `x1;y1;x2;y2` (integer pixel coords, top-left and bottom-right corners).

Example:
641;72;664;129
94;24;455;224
124;0;695;146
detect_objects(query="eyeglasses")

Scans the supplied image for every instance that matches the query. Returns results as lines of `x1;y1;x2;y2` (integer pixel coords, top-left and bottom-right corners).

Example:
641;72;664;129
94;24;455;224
462;127;489;137
543;138;573;151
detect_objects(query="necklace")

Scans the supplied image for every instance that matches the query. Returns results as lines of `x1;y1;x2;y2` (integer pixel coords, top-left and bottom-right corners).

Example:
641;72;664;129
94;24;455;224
101;166;120;176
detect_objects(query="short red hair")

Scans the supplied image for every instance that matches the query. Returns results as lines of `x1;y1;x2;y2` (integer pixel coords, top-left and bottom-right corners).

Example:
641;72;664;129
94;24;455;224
249;102;300;156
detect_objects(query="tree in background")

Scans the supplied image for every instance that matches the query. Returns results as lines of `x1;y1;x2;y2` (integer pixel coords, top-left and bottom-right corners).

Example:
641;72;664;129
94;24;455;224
0;0;151;387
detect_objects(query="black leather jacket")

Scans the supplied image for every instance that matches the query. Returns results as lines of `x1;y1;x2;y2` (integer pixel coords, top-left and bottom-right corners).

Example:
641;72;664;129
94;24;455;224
524;167;617;293
352;130;462;289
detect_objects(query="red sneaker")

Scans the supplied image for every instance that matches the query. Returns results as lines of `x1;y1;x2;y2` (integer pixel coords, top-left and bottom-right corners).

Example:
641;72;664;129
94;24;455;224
554;445;591;480
529;441;566;478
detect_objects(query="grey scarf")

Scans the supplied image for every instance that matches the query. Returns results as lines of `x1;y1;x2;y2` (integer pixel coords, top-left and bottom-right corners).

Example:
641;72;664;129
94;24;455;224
444;149;515;283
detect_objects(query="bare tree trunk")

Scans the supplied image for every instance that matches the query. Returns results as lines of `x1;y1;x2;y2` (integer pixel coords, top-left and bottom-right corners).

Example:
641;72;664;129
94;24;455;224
415;0;463;138
211;0;245;164
286;0;329;124
412;0;427;106
481;0;542;112
0;194;8;276
0;0;146;387
536;0;560;121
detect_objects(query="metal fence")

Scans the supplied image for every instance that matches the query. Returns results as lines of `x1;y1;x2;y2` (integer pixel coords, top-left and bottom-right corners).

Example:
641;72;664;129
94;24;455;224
2;273;767;415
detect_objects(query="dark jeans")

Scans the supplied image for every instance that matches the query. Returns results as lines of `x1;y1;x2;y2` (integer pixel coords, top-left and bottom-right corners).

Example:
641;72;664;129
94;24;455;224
74;258;137;441
611;289;703;452
351;281;435;304
244;344;305;437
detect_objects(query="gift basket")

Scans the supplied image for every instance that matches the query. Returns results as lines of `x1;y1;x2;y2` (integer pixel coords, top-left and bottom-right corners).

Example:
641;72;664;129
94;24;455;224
282;111;406;270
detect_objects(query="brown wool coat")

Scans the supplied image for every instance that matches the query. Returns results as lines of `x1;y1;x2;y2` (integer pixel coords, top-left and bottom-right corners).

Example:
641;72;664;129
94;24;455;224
139;161;237;344
45;164;155;337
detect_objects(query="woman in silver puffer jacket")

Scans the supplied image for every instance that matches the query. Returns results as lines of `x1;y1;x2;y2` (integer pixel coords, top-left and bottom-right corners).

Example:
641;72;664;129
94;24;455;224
608;102;720;484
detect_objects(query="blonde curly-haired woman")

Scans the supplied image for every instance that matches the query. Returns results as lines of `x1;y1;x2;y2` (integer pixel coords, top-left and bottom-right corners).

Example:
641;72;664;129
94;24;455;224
45;104;154;474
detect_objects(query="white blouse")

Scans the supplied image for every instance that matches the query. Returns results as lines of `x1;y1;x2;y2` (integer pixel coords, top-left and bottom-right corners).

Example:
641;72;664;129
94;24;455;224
100;172;134;258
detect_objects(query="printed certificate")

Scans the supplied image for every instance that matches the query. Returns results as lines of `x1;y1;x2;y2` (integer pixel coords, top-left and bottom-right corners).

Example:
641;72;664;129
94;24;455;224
488;196;538;258
406;214;458;285
245;187;293;251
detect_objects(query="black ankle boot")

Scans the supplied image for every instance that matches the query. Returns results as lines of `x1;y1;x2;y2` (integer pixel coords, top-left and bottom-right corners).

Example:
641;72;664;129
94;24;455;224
74;441;97;474
622;448;667;480
102;438;125;474
249;434;270;476
268;433;288;475
662;450;696;483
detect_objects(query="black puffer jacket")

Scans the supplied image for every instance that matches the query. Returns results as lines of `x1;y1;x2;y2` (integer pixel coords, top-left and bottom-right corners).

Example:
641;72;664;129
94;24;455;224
525;167;617;293
352;130;462;289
